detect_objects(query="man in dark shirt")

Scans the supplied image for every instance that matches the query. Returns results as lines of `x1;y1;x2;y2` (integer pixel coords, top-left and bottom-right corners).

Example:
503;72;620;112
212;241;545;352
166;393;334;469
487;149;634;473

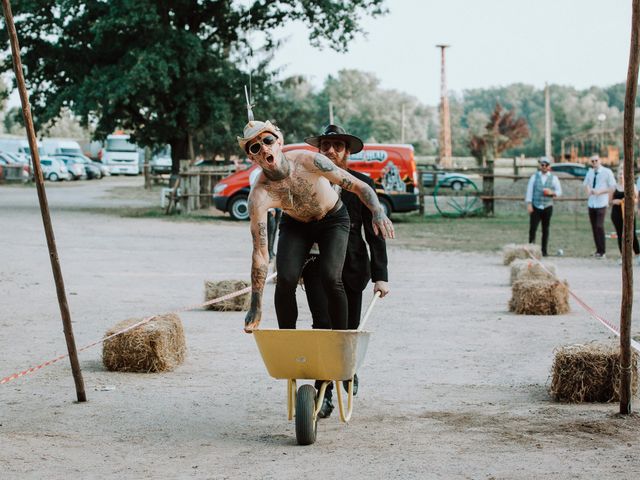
302;125;390;418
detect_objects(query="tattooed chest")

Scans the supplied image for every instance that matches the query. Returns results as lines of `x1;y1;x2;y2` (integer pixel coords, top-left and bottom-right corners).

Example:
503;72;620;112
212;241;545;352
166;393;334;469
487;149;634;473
266;178;323;218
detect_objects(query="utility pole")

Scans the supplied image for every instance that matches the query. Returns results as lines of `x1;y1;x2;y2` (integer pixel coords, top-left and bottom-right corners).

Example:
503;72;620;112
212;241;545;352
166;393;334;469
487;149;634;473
436;45;452;167
544;83;552;158
401;104;406;143
329;101;334;124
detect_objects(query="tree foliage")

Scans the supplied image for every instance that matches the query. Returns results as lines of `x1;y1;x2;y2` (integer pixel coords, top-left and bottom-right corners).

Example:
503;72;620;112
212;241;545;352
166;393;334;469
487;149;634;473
469;102;529;163
0;0;386;171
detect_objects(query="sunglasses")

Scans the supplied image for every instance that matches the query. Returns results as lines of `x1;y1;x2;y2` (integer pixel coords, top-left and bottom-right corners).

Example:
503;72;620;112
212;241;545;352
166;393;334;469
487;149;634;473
247;135;276;155
320;140;346;153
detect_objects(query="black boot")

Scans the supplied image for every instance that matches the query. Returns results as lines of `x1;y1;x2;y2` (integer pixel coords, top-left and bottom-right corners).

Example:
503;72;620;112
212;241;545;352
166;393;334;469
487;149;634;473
343;373;359;396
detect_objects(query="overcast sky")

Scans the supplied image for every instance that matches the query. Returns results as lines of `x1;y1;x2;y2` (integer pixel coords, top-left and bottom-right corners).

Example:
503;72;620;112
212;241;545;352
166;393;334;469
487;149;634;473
4;1;632;110
270;0;632;106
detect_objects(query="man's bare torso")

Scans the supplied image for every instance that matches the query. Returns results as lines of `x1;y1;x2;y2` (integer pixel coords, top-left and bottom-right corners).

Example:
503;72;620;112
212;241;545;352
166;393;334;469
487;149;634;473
254;150;340;222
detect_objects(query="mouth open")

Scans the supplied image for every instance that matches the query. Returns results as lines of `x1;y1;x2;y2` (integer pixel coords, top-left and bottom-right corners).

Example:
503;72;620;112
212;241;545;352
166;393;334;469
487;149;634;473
265;154;275;165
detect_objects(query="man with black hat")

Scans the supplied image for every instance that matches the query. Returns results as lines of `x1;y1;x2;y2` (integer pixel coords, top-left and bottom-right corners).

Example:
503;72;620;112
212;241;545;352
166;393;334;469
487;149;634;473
525;157;562;256
238;120;394;334
302;125;390;418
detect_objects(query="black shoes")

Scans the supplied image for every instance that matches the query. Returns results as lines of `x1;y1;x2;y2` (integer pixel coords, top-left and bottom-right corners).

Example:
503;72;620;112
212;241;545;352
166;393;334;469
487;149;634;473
317;396;334;419
343;373;359;396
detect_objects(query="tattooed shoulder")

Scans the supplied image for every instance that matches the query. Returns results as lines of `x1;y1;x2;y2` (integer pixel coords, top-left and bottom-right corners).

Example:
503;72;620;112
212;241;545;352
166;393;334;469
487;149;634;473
313;153;335;172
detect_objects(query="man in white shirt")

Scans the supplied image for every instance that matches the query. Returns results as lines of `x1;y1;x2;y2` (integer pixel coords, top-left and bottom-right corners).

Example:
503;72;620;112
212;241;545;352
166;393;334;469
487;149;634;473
525;157;562;257
583;155;616;258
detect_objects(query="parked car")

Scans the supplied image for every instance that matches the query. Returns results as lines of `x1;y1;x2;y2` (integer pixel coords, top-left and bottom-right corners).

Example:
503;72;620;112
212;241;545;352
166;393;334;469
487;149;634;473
150;146;172;174
58;156;86;180
40;157;70;181
59;152;109;177
421;165;474;191
214;143;420;220
550;162;588;178
0;151;30;180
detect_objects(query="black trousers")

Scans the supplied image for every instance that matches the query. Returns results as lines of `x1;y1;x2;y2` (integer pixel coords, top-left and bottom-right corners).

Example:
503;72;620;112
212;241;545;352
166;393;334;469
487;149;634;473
588;207;608;255
529;205;553;256
611;206;640;254
275;205;350;330
303;256;364;330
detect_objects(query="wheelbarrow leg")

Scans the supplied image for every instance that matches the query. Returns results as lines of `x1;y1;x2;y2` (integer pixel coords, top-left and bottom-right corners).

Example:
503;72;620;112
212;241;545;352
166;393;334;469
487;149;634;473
287;379;297;421
335;376;354;423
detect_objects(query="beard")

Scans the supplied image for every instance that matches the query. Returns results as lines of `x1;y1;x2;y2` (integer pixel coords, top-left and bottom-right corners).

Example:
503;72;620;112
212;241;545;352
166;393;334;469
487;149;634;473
262;153;290;181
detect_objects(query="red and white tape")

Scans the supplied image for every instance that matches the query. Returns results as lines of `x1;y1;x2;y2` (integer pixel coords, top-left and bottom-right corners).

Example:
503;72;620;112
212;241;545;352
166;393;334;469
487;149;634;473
1;273;275;385
526;252;640;353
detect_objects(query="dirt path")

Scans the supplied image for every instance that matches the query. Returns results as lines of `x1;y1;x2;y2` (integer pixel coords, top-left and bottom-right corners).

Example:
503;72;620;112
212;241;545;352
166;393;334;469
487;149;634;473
1;178;639;479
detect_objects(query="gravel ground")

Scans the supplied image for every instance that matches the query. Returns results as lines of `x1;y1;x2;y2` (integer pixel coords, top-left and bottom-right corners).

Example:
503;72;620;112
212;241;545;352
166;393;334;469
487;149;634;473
1;177;639;479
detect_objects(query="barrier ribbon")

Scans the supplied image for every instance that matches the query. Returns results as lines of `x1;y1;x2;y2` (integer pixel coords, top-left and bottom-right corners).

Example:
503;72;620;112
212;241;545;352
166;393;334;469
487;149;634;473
1;273;276;385
525;253;640;353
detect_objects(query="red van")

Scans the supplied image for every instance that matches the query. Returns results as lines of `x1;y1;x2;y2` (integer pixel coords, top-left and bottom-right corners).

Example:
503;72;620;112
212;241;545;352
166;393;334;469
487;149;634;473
213;143;419;220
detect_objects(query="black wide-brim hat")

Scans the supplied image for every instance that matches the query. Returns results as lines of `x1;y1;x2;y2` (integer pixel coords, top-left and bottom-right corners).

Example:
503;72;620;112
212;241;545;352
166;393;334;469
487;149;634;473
304;124;364;154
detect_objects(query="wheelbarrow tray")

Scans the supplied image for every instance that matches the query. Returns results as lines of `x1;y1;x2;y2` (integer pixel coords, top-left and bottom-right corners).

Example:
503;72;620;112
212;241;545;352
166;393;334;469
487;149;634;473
253;329;371;380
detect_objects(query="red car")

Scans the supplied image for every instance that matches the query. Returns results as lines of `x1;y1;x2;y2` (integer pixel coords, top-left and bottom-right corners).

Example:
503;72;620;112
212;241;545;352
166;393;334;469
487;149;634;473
213;143;419;220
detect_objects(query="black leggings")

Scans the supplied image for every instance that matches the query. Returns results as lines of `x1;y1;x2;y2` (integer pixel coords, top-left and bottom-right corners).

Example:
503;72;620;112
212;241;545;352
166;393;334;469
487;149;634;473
275;205;350;330
611;206;640;254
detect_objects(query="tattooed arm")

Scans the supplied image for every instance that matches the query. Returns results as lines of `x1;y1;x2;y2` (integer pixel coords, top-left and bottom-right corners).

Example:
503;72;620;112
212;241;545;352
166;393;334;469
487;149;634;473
244;188;272;333
310;153;395;239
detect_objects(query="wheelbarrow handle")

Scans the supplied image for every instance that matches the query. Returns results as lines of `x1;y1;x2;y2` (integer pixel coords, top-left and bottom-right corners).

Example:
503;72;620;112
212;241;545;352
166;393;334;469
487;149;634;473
357;291;381;331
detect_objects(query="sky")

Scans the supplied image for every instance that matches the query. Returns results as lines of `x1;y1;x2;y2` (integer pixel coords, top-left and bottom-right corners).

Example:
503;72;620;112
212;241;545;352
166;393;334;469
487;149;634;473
4;1;632;109
268;0;633;106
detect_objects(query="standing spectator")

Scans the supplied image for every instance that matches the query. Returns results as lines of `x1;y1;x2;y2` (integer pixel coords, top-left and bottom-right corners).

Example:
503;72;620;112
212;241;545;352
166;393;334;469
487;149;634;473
525;157;562;257
583;155;616;258
609;167;640;263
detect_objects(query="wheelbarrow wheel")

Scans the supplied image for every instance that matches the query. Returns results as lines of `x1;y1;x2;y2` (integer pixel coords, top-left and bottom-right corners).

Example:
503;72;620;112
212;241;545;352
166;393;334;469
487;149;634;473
295;384;317;445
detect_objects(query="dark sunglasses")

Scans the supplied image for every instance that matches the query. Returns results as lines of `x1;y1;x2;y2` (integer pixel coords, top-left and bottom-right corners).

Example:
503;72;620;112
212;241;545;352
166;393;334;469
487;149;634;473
248;135;276;155
320;140;346;153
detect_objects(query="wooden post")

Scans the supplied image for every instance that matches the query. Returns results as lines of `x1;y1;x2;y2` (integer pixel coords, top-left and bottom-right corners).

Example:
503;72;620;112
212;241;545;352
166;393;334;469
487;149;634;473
482;159;495;216
143;147;151;190
1;0;86;402
619;0;640;415
418;170;425;216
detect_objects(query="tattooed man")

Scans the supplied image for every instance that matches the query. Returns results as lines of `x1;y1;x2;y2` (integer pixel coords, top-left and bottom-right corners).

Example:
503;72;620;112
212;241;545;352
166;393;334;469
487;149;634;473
237;120;394;333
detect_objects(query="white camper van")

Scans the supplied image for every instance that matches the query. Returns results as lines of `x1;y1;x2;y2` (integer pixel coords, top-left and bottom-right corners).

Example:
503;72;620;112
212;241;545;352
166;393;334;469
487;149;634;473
102;133;139;175
41;138;84;157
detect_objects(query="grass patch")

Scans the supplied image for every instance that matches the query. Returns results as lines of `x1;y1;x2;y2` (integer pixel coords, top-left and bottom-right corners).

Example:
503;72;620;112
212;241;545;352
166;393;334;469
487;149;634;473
393;211;616;258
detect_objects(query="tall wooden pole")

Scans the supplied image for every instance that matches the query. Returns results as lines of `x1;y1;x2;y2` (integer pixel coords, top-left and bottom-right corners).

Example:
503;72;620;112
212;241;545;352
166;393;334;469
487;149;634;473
620;0;640;415
436;45;452;168
1;0;86;402
401;104;406;143
544;83;552;158
329;101;334;124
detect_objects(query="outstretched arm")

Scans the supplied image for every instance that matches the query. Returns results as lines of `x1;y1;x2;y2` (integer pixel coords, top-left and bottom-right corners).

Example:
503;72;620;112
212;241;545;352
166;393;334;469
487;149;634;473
311;153;395;239
244;189;271;333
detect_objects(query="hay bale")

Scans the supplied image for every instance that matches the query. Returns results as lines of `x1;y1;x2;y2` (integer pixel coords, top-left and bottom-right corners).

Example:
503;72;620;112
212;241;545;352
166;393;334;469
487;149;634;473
102;313;186;373
510;260;557;285
204;280;250;311
502;243;542;265
550;343;638;402
509;278;570;315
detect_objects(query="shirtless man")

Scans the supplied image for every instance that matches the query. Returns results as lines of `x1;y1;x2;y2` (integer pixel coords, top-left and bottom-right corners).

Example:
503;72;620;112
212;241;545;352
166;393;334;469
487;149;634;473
237;120;394;333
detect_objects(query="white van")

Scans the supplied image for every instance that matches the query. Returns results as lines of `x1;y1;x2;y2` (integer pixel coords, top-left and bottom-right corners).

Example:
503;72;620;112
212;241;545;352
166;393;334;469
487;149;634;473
41;138;84;157
0;137;42;160
102;133;139;175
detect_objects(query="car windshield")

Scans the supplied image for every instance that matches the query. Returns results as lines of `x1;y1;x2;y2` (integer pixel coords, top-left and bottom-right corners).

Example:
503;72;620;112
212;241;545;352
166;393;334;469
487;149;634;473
106;138;137;152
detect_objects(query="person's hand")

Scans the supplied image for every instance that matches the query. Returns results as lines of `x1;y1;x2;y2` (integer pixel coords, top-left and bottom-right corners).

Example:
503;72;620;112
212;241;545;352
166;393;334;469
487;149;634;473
527;204;533;214
244;309;262;333
372;209;395;239
373;281;390;298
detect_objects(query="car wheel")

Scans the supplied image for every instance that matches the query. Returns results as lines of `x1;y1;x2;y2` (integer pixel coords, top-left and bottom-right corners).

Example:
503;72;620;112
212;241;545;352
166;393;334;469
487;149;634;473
48;172;59;182
451;180;463;191
229;194;250;221
378;196;392;219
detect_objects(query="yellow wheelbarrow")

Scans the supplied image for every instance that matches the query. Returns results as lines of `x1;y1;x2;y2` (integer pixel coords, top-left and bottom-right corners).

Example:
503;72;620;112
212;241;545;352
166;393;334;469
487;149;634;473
252;293;380;445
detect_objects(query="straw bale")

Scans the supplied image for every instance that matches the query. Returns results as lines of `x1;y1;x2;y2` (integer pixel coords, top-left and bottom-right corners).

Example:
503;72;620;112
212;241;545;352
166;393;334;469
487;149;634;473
502;243;542;265
510;260;557;285
509;278;570;315
102;313;186;373
550;343;638;402
204;280;250;311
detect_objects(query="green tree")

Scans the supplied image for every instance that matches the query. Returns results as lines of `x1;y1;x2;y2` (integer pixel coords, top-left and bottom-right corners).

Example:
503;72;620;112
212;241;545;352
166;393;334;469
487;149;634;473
0;0;386;173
